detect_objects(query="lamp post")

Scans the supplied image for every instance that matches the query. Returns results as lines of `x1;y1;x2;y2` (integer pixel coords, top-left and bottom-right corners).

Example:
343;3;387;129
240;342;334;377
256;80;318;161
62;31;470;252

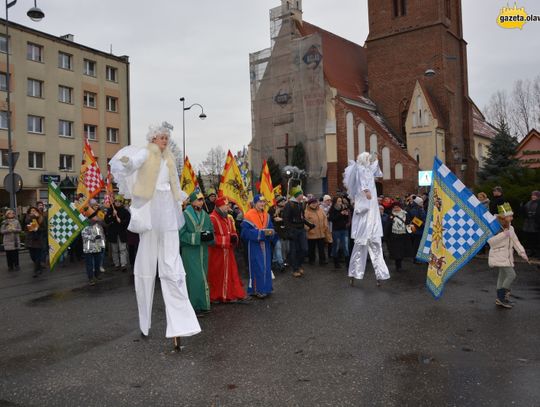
179;97;206;159
4;0;45;211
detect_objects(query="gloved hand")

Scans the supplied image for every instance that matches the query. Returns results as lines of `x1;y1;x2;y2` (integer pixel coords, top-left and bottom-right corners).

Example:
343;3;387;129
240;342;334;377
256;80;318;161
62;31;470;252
230;235;238;245
200;231;214;242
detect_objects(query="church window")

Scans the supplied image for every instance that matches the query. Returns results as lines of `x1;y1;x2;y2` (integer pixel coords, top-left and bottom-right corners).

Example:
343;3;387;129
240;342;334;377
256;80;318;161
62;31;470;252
395;163;403;180
370;134;378;154
358;122;366;153
445;0;451;19
423;109;429;126
414;148;420;163
412;112;417;128
400;0;407;16
382;147;391;180
346;112;354;161
393;0;399;17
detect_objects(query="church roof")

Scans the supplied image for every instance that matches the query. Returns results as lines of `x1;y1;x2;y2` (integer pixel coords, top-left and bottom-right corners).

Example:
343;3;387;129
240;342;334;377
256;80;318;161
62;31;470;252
296;20;367;99
471;102;497;140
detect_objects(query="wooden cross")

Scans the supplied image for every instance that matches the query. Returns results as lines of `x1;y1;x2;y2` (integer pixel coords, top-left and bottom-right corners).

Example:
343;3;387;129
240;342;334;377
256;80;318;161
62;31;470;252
276;133;295;165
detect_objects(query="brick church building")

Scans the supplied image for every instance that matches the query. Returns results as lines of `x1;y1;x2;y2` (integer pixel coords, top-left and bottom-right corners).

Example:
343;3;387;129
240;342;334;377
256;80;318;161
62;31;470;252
249;0;493;196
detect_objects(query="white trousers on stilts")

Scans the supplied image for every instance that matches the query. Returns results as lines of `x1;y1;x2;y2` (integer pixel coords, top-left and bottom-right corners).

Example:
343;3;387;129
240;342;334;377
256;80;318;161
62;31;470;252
134;229;201;338
348;238;390;281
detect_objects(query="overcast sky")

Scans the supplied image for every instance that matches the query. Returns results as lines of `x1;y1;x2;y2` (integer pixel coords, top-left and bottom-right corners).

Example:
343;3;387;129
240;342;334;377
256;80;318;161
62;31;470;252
9;0;540;167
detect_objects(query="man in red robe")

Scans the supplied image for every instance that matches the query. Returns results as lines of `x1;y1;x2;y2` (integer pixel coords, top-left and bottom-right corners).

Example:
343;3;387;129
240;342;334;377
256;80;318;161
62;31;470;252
208;197;246;302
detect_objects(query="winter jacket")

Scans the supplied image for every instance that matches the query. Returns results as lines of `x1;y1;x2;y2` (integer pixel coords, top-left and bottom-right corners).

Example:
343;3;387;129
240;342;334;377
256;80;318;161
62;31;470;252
487;226;527;268
105;206;131;243
328;206;350;231
283;199;305;230
304;206;329;240
82;223;106;254
1;218;22;250
521;200;540;233
24;215;47;249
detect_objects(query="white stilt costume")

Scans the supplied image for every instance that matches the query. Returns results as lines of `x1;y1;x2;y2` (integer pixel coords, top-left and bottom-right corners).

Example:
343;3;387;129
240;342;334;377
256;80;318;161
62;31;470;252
344;152;390;282
110;123;200;338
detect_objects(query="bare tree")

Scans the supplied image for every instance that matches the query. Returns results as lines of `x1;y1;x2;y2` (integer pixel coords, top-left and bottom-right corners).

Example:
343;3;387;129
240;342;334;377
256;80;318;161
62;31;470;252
484;90;510;128
511;79;534;137
199;146;226;189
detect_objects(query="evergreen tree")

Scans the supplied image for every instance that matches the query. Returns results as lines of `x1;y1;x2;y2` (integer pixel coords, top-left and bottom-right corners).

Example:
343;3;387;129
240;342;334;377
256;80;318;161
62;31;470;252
291;142;306;170
266;156;282;188
196;170;206;195
479;119;521;181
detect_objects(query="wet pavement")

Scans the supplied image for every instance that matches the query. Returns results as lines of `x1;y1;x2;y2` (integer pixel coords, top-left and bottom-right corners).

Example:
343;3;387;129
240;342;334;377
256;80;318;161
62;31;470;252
0;251;539;406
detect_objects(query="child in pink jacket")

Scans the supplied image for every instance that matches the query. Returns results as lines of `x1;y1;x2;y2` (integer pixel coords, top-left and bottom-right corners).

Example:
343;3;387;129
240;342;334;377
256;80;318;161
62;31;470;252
488;203;529;309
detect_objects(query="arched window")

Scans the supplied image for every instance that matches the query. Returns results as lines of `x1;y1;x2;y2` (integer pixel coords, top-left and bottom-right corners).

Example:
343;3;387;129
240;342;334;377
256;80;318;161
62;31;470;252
358;122;366;154
412;112;417;128
346;112;354;161
417;95;423;126
382;147;391;180
414;148;420;164
395;163;403;179
423;109;429;126
370;134;378;154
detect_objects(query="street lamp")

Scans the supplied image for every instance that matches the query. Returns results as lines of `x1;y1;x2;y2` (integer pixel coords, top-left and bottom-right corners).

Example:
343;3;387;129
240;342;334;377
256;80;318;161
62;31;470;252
179;97;206;159
4;0;45;211
423;53;457;77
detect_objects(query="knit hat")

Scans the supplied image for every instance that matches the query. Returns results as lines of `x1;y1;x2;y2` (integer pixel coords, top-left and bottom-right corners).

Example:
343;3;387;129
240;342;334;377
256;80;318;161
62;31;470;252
253;194;266;204
215;196;228;207
497;202;513;216
323;194;331;201
307;197;318;205
189;190;204;203
414;197;423;206
290;186;303;198
114;194;124;202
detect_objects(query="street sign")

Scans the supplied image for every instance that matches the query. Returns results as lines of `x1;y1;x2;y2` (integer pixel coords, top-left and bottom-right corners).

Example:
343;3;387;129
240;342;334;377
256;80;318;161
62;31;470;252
418;170;433;187
3;173;23;193
41;174;61;184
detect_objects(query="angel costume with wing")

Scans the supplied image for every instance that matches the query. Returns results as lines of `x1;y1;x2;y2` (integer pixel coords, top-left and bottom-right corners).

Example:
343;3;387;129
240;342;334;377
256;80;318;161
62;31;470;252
110;123;200;341
343;152;390;283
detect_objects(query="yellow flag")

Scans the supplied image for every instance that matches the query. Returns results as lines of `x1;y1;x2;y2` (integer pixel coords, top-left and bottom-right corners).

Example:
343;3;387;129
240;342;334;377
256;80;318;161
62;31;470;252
218;150;250;213
259;160;275;211
180;156;199;196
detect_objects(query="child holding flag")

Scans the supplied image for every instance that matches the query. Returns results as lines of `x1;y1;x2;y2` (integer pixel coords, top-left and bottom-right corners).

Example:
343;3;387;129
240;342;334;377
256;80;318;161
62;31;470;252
488;203;529;309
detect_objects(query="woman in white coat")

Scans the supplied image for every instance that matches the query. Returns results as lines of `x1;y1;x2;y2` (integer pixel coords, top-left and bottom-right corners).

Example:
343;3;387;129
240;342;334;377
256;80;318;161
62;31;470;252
344;152;390;286
110;122;200;350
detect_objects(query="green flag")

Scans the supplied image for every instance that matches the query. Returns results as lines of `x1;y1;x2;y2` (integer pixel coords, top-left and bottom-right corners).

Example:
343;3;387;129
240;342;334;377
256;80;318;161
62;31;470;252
48;181;88;270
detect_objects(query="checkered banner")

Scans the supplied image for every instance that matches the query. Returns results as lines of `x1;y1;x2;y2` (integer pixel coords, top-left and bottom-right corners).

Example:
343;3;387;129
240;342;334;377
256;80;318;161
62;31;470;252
416;157;501;299
75;138;104;213
48;181;89;270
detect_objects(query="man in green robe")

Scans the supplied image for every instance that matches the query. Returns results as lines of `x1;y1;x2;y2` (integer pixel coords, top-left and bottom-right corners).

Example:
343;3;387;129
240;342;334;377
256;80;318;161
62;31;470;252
180;191;214;315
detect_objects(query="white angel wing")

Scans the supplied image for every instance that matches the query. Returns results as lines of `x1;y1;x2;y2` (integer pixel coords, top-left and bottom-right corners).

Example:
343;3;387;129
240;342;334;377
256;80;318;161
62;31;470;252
343;160;359;194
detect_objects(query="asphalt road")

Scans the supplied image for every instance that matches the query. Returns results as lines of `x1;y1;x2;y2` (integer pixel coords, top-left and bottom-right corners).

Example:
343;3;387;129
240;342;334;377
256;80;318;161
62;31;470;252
0;252;539;407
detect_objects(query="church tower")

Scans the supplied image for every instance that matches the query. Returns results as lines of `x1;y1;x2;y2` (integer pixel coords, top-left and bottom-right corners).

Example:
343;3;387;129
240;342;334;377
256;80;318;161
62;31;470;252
365;0;475;183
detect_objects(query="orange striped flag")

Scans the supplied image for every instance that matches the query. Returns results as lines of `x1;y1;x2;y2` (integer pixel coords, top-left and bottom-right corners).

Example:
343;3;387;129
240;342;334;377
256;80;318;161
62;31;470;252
259;160;275;211
218;150;250;213
180;156;199;196
76;138;104;214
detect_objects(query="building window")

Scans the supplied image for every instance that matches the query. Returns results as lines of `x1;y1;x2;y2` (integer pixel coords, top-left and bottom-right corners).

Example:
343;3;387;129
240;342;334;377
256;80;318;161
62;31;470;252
0;111;7;129
382;147;391;180
27;42;43;62
0;72;7;91
58;85;73;104
358;122;366;153
28;151;45;169
478;143;484;168
27;78;44;98
106;127;119;143
395;163;403;180
83;91;97;108
393;0;399;17
346;112;354;161
84;124;97;141
27;115;44;134
106;66;118;82
59;154;74;171
445;0;451;19
0;149;8;167
59;120;73;137
58;51;73;70
370;134;378;154
400;0;407;16
415;148;420;164
83;59;96;76
0;34;8;53
106;96;118;112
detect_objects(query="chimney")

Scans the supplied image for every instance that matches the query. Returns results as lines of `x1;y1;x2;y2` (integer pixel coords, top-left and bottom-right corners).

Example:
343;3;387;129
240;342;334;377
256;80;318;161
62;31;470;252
60;34;74;42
